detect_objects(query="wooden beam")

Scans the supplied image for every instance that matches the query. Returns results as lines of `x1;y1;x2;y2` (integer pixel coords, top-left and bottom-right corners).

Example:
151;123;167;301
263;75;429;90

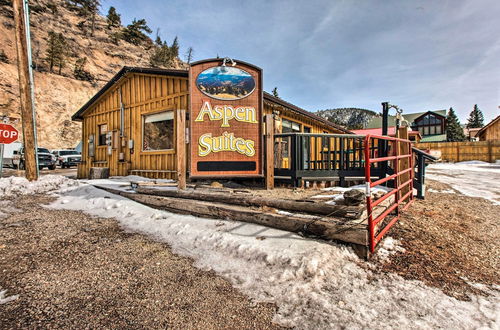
176;108;186;189
135;187;364;218
96;186;368;246
265;114;274;190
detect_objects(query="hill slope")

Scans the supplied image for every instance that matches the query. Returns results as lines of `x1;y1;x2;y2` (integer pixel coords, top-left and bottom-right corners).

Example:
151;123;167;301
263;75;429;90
315;108;377;130
0;0;185;149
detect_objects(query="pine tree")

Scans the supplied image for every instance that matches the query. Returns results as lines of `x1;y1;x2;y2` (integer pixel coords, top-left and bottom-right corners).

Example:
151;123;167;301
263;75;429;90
45;31;67;74
272;87;279;98
184;47;194;64
466;104;485;128
170;36;179;58
149;41;173;67
446;107;466;142
106;6;121;29
73;57;94;82
121;18;152;45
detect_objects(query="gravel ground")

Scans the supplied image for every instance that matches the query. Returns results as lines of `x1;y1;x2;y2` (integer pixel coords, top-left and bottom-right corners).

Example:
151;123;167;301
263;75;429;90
0;194;281;329
374;179;500;300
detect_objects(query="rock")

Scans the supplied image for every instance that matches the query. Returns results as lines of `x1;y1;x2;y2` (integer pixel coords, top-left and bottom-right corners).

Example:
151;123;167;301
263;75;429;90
210;181;223;188
343;189;365;206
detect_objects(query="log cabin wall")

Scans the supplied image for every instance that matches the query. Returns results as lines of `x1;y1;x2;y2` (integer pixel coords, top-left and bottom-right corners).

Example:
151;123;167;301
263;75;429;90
77;72;189;179
76;68;349;180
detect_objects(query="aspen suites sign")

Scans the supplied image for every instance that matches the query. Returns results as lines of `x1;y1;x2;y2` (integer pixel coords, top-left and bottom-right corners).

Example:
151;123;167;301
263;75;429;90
189;59;263;177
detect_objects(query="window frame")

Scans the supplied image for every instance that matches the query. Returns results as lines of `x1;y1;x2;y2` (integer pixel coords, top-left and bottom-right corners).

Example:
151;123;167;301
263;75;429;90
141;109;175;153
97;124;108;146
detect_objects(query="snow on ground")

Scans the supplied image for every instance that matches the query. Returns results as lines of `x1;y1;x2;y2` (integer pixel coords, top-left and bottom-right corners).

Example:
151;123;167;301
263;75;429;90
426;162;500;205
2;175;499;329
0;289;19;305
0;175;79;197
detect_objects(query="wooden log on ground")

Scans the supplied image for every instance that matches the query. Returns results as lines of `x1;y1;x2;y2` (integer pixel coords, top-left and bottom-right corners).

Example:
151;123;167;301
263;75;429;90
135;187;364;218
95;186;368;246
89;167;110;179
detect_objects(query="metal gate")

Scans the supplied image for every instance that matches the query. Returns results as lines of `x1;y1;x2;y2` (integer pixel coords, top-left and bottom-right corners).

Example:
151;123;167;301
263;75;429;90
363;134;414;253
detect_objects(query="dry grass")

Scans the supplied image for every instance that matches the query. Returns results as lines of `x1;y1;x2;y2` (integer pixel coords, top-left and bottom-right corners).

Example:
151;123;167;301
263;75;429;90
375;179;500;300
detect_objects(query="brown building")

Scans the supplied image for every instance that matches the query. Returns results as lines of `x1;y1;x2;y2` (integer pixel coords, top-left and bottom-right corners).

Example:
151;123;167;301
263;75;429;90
72;63;350;179
477;115;500;141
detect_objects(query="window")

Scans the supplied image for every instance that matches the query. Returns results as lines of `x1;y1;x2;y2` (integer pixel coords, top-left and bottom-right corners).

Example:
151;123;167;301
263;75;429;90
143;111;174;151
414;113;444;136
98;124;107;146
282;119;301;133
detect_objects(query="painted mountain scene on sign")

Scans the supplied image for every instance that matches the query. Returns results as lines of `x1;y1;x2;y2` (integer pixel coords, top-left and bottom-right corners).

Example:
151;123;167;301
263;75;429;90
196;66;256;100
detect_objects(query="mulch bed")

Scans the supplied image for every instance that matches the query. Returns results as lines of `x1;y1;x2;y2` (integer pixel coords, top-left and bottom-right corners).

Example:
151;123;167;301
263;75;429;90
374;179;500;300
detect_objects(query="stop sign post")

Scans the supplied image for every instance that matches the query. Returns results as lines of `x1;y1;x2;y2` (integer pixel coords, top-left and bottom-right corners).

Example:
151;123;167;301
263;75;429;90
0;123;20;177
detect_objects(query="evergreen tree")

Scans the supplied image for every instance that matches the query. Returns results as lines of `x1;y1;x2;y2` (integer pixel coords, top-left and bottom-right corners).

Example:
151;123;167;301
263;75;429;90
73;57;94;82
149;41;173;67
121;18;152;45
106;6;121;29
184;47;194;64
170;36;179;58
45;31;67;74
446;107;466;142
466;104;485;128
272;87;279;98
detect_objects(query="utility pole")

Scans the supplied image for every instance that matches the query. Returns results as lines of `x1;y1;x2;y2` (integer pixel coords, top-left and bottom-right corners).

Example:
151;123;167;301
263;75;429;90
13;0;38;181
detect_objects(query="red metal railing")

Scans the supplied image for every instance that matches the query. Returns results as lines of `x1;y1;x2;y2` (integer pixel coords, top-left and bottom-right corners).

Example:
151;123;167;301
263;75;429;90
363;134;414;253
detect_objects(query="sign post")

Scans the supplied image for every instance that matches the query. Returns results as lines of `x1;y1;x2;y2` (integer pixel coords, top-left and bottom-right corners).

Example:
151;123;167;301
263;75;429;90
189;58;263;178
0;123;20;178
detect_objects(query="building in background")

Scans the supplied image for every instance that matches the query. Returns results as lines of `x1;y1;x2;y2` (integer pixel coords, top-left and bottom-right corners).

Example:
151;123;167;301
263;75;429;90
476;115;500;141
365;110;447;142
350;127;422;143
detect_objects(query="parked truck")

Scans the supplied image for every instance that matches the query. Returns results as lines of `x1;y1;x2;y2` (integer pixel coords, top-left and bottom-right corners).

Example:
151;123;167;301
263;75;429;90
12;146;57;170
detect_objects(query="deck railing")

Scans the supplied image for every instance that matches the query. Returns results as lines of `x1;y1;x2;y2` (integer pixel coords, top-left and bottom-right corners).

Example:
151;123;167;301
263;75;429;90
273;133;381;186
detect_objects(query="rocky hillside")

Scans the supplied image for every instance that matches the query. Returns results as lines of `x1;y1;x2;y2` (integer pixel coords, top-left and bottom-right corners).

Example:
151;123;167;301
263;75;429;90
315;108;377;130
0;0;185;149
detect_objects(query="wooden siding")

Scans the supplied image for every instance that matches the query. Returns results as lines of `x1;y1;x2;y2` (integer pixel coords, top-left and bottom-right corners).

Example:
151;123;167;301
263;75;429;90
416;140;500;163
479;117;500;141
78;73;189;179
77;72;345;179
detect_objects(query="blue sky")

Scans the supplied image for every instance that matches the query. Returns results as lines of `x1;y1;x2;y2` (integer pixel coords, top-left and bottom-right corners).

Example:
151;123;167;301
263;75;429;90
104;0;500;122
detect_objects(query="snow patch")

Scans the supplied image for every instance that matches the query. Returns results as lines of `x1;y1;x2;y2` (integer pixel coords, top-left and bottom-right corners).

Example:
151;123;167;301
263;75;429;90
43;182;500;329
0;175;79;197
427;163;500;205
0;289;19;305
377;237;406;261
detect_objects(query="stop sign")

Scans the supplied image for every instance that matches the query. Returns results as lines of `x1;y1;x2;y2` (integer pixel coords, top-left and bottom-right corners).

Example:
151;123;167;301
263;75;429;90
0;123;19;144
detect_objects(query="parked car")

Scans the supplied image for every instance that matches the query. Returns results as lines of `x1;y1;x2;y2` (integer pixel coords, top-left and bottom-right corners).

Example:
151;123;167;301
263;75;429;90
51;149;82;168
13;147;57;170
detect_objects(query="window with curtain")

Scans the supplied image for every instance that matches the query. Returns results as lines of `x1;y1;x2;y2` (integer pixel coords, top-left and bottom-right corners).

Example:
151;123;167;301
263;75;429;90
143;111;174;151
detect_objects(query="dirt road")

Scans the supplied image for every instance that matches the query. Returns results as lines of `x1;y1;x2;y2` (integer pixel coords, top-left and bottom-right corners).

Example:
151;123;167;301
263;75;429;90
0;194;280;329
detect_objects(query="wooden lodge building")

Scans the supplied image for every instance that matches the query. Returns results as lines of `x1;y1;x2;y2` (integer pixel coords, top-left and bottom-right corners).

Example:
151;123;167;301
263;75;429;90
72;60;351;181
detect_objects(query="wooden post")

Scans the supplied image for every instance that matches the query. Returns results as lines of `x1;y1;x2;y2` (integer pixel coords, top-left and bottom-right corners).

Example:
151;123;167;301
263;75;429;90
176;109;186;189
265;114;274;190
397;127;410;198
13;0;38;181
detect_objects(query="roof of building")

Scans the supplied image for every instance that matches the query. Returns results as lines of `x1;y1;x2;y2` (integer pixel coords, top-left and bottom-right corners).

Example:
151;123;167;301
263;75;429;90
419;134;447;142
350;127;421;138
71;66;351;134
365;110;447;129
476;115;500;138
